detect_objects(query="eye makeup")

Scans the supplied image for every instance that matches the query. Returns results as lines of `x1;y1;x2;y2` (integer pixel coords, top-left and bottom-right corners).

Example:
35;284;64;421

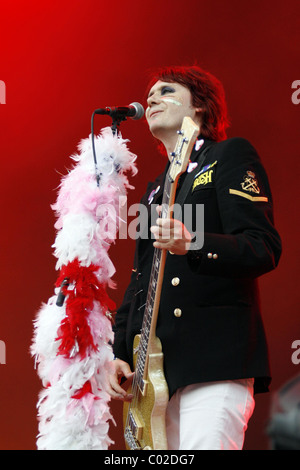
161;85;175;95
147;83;183;108
147;84;176;100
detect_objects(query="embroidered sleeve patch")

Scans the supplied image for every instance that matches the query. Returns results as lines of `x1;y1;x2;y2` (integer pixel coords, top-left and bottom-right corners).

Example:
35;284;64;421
229;188;269;202
240;170;261;194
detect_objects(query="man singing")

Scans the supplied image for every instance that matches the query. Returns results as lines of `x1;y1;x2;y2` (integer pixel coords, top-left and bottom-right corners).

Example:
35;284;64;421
106;65;282;450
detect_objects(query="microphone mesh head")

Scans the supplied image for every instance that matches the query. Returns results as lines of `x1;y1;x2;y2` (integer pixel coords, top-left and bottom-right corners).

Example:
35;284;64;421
130;102;145;120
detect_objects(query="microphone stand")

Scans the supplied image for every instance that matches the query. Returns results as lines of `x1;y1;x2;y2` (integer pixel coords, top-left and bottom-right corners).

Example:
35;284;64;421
55;110;126;308
91;109;128;187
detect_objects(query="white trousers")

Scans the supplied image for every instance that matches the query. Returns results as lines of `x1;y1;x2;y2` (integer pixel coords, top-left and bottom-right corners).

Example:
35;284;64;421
166;379;255;450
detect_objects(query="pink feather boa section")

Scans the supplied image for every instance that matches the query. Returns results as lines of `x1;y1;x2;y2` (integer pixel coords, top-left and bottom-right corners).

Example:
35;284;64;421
31;127;137;450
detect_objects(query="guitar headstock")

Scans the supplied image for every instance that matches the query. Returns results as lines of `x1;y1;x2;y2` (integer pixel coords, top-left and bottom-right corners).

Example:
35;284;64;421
169;116;200;182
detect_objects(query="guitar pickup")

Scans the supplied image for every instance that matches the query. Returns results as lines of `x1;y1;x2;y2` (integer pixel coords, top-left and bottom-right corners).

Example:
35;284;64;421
139;378;148;396
135;369;148;395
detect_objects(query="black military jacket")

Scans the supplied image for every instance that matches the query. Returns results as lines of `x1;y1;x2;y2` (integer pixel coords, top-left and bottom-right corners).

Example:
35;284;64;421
113;137;282;398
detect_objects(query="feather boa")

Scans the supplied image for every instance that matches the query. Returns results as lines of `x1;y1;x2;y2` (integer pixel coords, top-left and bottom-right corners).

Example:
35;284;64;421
31;127;137;450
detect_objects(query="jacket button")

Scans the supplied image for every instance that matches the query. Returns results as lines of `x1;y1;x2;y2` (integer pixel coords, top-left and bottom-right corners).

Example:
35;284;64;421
171;277;180;286
174;308;182;317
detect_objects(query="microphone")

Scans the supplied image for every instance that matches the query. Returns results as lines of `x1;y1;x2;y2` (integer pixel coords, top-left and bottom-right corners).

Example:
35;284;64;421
94;102;144;120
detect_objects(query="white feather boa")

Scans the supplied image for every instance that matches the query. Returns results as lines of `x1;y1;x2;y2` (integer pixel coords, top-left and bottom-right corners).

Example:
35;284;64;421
31;127;137;450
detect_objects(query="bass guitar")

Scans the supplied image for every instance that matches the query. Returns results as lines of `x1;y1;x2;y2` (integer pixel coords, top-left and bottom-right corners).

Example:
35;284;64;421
123;116;199;450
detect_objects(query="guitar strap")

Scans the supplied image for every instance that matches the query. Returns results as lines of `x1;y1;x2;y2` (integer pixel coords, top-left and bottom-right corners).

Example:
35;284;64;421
175;141;216;207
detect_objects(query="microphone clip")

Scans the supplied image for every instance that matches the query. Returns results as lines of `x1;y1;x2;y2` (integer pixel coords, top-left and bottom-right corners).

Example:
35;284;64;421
93;103;144;134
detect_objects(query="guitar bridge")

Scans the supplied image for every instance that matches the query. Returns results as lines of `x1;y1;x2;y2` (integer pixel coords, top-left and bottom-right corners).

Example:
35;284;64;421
125;409;144;447
124;427;141;450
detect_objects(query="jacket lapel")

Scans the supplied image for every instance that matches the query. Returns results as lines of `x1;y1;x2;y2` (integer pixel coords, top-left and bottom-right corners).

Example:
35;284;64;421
137;163;169;250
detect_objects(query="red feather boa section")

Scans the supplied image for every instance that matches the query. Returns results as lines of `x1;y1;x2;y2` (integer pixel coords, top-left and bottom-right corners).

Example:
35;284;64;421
55;259;116;359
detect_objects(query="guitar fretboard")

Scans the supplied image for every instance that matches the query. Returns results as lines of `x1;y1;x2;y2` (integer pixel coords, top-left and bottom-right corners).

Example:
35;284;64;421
134;167;173;390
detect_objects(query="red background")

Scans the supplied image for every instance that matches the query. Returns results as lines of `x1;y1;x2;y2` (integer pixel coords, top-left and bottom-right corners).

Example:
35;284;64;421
0;0;299;450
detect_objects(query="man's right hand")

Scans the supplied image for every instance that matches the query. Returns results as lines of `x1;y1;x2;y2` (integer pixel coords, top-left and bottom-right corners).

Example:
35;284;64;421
106;358;134;401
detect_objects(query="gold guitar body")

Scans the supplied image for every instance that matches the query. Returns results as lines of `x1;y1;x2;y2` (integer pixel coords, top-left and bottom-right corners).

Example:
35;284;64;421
123;334;169;450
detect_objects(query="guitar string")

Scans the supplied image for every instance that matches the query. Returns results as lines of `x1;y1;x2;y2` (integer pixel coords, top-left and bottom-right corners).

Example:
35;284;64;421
124;246;161;443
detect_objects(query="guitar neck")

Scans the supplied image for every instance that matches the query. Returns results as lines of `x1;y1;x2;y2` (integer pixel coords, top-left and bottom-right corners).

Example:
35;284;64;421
135;167;179;380
134;117;199;384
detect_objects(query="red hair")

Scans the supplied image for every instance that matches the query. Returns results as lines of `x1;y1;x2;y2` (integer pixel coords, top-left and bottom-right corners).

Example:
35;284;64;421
146;65;230;142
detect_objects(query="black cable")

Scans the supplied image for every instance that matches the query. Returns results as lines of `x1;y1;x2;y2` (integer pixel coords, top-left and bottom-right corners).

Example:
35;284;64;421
91;110;100;187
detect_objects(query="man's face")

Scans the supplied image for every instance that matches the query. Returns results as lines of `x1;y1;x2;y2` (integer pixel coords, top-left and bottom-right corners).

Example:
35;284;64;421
145;80;201;139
